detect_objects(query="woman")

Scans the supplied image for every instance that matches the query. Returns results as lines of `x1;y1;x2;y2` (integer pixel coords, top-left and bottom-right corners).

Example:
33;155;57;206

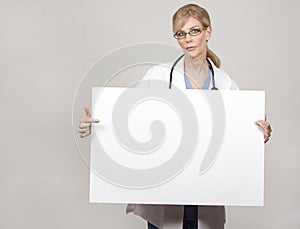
78;4;272;229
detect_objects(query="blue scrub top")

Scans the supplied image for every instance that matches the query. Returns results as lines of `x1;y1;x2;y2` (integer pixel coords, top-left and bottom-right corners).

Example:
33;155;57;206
184;69;212;89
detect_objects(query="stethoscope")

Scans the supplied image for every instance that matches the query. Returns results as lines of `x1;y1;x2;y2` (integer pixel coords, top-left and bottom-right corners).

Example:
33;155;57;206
169;54;218;90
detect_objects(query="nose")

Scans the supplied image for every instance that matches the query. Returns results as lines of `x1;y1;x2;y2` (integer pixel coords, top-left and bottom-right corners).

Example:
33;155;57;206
184;33;192;42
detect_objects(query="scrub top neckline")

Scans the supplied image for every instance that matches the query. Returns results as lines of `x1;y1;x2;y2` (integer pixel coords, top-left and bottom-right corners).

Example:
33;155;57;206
183;69;212;89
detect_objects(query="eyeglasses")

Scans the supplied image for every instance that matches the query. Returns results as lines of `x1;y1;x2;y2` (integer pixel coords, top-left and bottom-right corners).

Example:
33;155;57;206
173;27;207;39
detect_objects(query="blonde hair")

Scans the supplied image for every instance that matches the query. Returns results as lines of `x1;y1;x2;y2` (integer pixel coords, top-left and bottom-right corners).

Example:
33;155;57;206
172;4;221;68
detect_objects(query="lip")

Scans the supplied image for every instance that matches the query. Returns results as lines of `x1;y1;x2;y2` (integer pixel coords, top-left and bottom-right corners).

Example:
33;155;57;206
186;46;196;51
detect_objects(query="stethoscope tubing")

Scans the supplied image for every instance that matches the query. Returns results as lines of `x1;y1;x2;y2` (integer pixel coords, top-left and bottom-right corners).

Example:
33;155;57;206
169;54;218;90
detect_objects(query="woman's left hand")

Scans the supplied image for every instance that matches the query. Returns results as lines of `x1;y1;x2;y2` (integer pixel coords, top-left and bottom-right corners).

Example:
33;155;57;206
256;115;272;143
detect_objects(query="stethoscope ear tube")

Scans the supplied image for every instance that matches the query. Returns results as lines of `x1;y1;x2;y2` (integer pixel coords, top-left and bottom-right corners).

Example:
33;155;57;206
169;54;218;90
207;58;218;90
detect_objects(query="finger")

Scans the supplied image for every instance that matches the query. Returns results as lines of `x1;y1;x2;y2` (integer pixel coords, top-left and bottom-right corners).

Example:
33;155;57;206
256;119;272;143
255;120;265;128
256;118;270;126
256;120;270;130
264;136;270;143
79;122;90;128
264;129;271;142
78;127;90;133
84;105;91;117
264;129;271;137
80;131;91;138
262;117;272;132
256;121;270;138
80;118;100;124
258;122;268;130
260;120;271;127
260;123;270;136
258;121;272;133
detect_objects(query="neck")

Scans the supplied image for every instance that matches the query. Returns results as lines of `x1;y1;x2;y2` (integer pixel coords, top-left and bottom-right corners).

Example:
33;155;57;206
183;55;209;89
184;55;208;71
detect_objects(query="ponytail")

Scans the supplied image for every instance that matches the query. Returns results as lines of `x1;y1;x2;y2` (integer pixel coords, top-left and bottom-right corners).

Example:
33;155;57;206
207;48;221;68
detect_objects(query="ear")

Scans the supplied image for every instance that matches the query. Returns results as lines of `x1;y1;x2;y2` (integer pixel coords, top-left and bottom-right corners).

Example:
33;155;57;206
205;26;212;41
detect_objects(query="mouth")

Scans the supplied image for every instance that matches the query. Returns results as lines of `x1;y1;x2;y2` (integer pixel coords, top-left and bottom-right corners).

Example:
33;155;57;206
186;46;196;51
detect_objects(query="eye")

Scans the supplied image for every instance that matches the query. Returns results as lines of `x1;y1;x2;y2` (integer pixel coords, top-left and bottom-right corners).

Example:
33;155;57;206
190;28;201;35
176;31;186;38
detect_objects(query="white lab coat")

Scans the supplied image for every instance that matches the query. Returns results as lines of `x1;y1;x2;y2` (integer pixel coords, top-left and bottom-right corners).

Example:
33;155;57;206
126;57;239;229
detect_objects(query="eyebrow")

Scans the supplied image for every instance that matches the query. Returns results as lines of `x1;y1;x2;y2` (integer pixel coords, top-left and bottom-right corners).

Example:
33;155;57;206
177;25;201;32
188;25;201;30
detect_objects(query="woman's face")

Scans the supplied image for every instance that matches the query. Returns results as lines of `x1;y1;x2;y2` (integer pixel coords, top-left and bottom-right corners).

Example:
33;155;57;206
175;16;211;60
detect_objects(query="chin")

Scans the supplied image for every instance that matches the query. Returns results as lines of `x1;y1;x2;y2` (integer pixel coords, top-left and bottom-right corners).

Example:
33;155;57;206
185;52;200;59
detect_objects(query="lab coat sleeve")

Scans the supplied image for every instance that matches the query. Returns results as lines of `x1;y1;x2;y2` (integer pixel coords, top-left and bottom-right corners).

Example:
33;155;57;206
230;78;239;90
135;64;171;89
135;68;152;88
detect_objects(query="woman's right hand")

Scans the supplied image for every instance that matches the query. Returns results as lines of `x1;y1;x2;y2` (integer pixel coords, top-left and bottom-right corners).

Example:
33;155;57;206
78;105;100;138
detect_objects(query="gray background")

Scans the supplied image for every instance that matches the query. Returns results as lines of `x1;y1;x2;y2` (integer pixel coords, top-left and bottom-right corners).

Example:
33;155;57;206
1;0;299;228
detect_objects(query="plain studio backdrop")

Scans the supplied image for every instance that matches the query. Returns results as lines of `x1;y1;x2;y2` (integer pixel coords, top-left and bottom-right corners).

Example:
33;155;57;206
0;0;299;228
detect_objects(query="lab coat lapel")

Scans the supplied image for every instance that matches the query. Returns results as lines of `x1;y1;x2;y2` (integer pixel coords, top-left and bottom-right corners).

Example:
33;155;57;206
170;57;186;90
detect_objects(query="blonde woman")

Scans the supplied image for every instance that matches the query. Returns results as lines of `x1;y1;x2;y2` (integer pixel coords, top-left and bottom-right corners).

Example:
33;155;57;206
79;4;272;229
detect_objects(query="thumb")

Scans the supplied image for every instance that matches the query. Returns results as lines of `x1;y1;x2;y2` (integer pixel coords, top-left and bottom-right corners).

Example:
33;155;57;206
84;105;91;117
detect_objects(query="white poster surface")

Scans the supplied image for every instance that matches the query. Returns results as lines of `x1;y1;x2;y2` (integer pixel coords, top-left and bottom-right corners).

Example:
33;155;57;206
90;87;265;206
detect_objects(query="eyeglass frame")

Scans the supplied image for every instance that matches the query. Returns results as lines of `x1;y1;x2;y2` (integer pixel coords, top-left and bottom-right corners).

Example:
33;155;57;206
173;27;208;39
